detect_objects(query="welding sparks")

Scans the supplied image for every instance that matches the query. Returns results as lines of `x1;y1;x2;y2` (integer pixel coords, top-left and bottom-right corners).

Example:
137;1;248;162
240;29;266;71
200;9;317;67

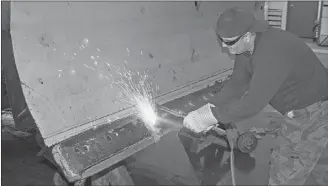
114;67;160;134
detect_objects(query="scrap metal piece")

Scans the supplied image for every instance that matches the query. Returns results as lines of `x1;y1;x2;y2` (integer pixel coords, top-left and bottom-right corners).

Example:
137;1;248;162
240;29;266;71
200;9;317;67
52;144;82;182
1;109;32;138
51;116;152;182
1;109;15;128
50;109;185;183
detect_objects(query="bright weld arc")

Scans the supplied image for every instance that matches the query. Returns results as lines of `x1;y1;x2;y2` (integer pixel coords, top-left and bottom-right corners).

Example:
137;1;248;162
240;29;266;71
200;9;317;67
114;67;160;135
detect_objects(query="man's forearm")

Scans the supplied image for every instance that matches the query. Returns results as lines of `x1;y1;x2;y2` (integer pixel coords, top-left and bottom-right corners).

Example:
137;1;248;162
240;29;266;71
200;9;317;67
211;80;249;106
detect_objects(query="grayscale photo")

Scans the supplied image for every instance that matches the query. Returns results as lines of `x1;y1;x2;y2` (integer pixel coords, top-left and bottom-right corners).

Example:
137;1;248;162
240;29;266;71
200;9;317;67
1;1;328;186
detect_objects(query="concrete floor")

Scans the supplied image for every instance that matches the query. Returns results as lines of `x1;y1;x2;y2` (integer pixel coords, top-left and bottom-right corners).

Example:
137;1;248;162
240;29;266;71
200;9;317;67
1;132;56;186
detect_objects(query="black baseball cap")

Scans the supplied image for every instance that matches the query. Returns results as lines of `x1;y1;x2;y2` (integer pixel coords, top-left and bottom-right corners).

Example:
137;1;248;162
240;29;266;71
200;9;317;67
216;7;269;38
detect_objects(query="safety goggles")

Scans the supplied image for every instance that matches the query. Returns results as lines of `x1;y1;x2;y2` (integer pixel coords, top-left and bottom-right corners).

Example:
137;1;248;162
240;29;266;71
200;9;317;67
219;34;244;46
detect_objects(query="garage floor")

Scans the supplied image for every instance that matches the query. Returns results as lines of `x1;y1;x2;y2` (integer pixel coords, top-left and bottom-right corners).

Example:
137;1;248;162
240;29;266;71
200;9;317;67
1;132;56;186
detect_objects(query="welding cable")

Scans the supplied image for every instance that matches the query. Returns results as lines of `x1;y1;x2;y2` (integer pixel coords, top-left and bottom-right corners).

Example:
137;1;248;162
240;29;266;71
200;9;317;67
229;139;237;186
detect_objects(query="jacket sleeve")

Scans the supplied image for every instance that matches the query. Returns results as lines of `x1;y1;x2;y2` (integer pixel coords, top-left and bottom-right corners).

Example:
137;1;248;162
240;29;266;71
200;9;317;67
211;49;293;124
211;54;251;106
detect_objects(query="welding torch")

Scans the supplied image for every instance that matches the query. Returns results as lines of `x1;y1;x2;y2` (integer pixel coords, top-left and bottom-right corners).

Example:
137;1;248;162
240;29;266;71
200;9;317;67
158;105;258;154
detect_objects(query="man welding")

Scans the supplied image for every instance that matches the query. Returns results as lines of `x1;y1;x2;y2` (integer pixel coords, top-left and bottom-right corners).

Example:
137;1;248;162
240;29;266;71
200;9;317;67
182;7;328;185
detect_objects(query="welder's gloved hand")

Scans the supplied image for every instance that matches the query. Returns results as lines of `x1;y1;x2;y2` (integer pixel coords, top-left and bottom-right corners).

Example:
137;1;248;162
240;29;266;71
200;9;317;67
183;103;218;133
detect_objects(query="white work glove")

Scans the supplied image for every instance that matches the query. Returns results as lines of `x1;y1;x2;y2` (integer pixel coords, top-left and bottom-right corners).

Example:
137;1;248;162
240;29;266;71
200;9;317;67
183;103;218;133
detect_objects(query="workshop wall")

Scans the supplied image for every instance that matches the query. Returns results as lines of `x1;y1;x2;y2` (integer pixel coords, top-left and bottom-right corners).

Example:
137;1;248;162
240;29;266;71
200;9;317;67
10;1;260;146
